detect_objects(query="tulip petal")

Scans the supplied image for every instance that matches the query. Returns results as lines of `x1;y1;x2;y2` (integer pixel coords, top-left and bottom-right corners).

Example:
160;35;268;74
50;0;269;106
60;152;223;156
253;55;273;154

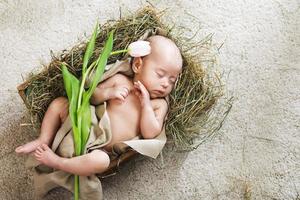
128;40;151;57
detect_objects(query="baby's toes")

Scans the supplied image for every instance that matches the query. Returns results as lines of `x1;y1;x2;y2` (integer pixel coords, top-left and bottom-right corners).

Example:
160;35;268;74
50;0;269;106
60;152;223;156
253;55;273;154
15;146;23;153
40;144;48;151
41;144;49;150
36;146;43;153
34;151;41;159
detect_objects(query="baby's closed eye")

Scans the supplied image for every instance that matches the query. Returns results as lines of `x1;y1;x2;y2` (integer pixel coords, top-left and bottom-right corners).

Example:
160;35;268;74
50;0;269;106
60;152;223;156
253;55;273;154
170;78;176;84
156;72;164;78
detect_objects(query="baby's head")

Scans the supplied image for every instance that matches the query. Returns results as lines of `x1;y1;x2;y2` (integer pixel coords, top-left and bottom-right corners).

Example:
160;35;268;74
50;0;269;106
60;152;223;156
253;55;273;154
132;35;183;98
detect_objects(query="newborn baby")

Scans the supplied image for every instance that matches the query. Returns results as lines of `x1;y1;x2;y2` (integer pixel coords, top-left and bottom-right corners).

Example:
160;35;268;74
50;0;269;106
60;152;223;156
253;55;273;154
15;35;183;176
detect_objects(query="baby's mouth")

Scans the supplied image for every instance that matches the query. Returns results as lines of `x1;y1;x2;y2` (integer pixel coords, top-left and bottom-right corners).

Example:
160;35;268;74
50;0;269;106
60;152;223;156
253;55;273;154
153;90;165;96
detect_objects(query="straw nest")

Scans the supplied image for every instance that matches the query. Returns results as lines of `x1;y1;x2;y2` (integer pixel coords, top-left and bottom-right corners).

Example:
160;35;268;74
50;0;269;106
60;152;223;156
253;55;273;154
21;6;232;151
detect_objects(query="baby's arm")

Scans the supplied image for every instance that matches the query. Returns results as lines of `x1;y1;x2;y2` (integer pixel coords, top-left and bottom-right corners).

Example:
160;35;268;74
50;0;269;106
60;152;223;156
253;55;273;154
90;73;129;105
134;81;168;139
140;98;168;139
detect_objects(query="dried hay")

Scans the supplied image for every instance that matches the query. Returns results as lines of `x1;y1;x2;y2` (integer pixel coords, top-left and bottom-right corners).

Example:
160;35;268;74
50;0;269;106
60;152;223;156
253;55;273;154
18;6;232;151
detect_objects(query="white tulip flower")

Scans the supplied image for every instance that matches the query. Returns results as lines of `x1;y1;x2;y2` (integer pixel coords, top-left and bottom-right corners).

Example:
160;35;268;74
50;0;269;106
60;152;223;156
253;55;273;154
127;41;151;57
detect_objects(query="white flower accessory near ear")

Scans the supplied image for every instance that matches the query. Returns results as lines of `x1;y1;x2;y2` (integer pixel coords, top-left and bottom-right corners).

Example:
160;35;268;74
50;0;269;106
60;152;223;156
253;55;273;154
110;40;151;57
127;41;151;57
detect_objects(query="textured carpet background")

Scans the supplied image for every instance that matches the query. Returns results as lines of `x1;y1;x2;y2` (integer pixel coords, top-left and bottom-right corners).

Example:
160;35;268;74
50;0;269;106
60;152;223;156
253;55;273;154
0;0;299;199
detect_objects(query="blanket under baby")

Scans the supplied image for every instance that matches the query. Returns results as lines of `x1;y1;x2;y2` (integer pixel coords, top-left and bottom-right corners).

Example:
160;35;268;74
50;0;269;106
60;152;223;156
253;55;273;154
25;58;167;200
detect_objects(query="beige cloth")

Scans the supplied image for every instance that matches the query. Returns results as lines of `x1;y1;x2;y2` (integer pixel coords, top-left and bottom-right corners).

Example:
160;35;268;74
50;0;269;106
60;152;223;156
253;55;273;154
26;58;168;200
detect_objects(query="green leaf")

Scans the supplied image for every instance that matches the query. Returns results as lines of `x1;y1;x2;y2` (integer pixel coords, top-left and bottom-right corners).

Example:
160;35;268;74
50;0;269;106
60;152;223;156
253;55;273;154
62;64;73;101
84;30;114;105
61;64;81;156
79;91;91;154
82;23;99;74
62;29;115;200
62;64;79;126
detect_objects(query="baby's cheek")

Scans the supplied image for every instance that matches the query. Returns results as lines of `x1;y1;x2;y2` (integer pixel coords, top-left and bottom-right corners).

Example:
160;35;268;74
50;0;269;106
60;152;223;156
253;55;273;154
143;82;152;92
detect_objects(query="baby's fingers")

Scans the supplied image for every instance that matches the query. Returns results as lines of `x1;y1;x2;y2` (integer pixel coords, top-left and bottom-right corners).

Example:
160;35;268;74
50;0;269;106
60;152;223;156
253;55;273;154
134;81;144;92
137;81;145;88
136;81;149;97
133;88;141;98
121;88;129;97
133;81;140;89
123;87;129;95
138;81;146;92
116;94;125;102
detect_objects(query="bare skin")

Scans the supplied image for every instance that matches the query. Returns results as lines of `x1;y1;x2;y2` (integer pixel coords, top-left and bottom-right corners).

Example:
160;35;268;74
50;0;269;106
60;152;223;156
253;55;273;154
34;144;60;169
15;97;68;155
15;139;44;155
15;35;183;176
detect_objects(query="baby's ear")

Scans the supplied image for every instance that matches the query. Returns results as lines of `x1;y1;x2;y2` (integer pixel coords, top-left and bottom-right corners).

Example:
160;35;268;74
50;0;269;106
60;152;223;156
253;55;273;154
132;57;143;73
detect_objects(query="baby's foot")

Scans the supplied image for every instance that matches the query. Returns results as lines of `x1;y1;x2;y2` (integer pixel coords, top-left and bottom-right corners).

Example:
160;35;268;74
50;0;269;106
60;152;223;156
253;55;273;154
34;144;60;169
15;139;44;154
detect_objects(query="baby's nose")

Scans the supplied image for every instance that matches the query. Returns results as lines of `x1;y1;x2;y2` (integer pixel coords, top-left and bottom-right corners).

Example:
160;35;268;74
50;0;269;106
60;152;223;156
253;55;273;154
161;80;169;88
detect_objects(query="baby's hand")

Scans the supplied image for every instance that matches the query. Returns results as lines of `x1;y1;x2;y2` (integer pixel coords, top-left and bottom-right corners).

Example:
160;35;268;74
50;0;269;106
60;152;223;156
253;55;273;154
134;81;151;107
110;85;130;102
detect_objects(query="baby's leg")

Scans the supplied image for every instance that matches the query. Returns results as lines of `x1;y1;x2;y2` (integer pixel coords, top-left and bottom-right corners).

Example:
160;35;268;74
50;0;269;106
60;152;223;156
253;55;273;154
15;97;69;154
34;144;110;176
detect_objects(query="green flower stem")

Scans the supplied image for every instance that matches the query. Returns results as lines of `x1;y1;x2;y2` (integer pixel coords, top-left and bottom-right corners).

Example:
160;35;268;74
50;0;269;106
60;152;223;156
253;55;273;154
77;49;127;110
76;61;97;111
74;175;79;200
110;49;128;56
72;46;126;200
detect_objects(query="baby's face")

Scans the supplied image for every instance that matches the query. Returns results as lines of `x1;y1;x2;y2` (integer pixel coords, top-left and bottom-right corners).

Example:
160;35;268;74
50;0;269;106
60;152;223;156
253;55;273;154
132;35;183;98
136;55;182;98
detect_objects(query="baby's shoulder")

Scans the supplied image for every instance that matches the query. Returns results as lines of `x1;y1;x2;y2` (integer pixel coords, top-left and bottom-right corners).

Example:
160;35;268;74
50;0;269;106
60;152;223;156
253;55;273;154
151;98;168;110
